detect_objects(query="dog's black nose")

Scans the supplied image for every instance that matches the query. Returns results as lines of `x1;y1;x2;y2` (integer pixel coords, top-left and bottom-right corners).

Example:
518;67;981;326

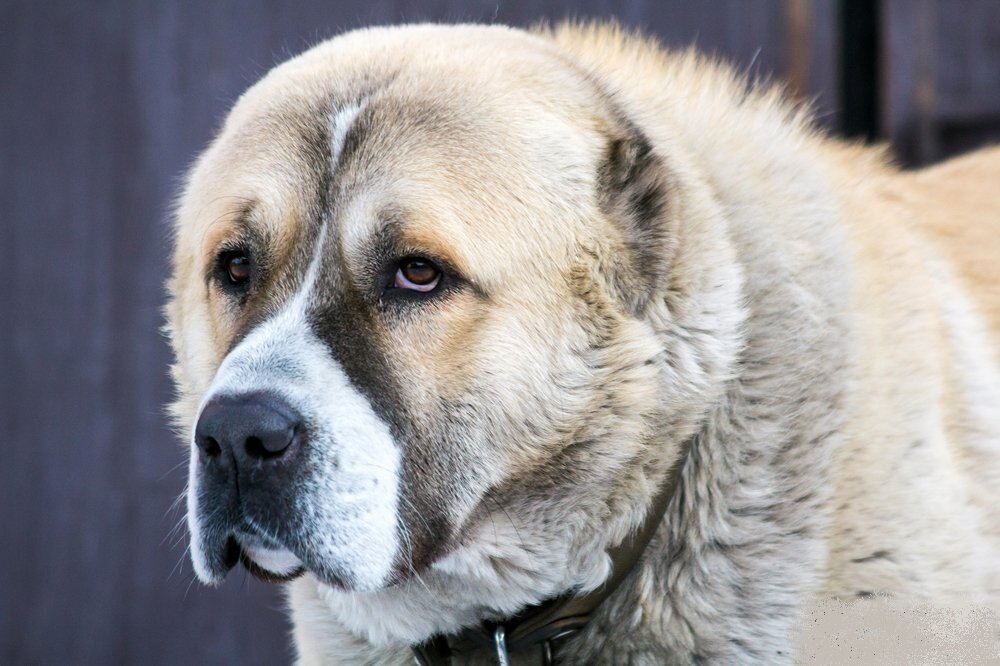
195;392;301;463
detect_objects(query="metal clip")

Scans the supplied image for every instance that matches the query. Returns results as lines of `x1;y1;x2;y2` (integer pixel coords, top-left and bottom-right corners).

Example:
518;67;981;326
492;625;510;666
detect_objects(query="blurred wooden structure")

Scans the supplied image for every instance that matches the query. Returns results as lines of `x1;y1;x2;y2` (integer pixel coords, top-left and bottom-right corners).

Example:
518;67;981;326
882;0;1000;164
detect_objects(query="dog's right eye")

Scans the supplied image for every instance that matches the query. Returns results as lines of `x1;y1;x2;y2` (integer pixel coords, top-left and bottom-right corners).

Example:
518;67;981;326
216;250;253;289
394;259;441;292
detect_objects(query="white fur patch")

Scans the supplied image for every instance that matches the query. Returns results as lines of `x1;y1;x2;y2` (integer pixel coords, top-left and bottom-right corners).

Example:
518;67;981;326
237;531;304;575
330;101;365;165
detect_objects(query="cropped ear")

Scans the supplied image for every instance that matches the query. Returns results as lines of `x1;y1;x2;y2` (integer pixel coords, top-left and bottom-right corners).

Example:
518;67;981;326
596;122;677;316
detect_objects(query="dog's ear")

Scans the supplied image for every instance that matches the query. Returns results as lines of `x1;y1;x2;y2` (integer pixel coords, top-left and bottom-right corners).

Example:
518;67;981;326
596;125;677;316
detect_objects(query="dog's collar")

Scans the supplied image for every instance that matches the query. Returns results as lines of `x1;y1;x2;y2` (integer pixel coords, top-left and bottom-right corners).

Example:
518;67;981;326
412;441;688;666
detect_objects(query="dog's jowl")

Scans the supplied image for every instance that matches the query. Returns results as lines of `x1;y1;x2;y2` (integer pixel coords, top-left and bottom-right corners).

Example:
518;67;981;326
167;23;1000;664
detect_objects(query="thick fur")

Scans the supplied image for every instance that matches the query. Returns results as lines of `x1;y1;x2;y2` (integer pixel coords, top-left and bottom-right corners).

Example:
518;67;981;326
166;23;1000;663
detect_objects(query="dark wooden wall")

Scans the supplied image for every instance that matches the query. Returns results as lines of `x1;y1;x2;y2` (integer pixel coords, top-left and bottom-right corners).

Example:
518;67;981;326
1;2;997;663
882;0;1000;163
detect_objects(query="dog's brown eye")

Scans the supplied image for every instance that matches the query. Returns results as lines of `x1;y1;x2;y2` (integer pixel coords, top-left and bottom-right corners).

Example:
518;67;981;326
225;254;252;284
395;259;440;292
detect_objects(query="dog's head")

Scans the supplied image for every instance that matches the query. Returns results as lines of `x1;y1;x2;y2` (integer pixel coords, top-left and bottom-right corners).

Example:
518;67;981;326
167;25;741;596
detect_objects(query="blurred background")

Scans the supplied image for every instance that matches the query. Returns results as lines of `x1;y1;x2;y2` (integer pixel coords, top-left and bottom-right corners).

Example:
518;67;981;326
1;1;998;663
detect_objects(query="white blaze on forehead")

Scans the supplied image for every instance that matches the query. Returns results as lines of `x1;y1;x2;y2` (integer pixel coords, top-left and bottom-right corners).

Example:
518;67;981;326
330;101;365;166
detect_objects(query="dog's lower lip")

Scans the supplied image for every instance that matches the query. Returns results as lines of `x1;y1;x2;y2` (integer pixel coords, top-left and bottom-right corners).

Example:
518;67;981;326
238;549;306;583
234;531;306;583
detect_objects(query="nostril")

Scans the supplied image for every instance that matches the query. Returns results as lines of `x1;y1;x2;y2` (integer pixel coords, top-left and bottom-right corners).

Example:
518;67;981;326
245;432;294;460
245;436;263;456
245;436;269;460
200;436;222;458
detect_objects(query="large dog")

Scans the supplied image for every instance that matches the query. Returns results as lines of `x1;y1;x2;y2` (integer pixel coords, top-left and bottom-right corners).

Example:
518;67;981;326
166;23;1000;663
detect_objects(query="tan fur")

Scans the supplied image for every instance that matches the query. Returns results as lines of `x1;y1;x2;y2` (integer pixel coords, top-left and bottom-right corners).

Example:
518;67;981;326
551;21;1000;601
910;147;1000;334
167;22;1000;663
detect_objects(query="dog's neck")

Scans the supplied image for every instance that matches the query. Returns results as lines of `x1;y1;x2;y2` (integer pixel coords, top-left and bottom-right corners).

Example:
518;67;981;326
411;436;689;665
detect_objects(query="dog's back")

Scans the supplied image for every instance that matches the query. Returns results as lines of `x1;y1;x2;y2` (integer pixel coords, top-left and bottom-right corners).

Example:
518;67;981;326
814;144;1000;604
912;146;1000;333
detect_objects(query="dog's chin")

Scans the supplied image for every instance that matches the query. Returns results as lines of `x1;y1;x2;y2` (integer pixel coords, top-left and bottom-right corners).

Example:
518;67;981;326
235;533;306;584
198;532;373;590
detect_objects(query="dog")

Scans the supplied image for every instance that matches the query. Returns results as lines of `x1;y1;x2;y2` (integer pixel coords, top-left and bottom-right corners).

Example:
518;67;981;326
166;22;1000;663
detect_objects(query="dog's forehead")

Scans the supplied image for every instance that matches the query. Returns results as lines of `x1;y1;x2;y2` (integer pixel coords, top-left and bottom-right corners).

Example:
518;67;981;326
221;92;592;276
178;25;617;310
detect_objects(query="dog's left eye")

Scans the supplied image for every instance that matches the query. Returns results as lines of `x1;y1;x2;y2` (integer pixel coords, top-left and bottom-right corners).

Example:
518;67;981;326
226;254;252;284
394;259;440;292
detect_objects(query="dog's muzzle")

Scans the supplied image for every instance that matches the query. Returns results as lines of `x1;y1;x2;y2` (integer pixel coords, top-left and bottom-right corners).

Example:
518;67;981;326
192;391;307;581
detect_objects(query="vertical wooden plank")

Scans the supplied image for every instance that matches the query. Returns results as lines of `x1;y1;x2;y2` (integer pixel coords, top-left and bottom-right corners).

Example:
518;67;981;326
933;2;1000;120
883;0;1000;165
839;0;880;140
911;0;939;163
786;0;813;101
882;0;921;163
927;1;1000;158
882;0;941;165
785;0;840;127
